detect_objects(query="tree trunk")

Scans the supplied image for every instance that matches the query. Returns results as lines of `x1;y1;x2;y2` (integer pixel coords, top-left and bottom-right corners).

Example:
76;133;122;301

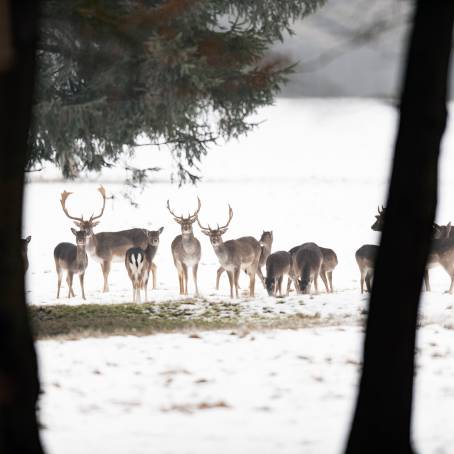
0;1;44;453
345;1;454;453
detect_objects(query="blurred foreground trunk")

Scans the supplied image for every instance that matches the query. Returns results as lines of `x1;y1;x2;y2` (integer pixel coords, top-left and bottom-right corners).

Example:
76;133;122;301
345;1;454;453
0;1;44;452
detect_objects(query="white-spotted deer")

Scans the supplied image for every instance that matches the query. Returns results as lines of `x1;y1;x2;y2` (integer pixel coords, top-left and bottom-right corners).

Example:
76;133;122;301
215;230;273;290
264;251;293;297
167;198;201;296
54;229;89;299
60;186;160;292
125;248;148;303
292;243;323;295
198;206;261;298
21;235;31;272
355;244;378;294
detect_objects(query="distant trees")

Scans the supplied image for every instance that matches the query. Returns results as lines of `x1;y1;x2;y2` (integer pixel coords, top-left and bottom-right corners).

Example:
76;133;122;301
31;0;324;183
345;1;454;453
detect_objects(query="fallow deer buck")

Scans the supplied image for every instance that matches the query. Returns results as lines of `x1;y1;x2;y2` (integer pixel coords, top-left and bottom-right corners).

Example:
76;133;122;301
198;206;262;298
54;228;89;299
125;248;148;303
371;206;453;291
60;186;162;292
21;235;31;272
215;230;273;290
167;198;202;296
292;242;323;295
264;251;293;297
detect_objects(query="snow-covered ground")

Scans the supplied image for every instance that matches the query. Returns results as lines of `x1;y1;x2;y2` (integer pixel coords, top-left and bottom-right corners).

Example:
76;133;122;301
28;98;454;453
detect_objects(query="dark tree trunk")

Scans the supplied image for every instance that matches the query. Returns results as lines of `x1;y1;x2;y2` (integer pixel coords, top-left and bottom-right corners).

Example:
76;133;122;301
0;1;44;453
345;1;454;453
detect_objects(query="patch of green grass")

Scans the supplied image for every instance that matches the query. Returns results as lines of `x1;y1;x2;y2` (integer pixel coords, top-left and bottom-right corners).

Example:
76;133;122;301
29;302;323;340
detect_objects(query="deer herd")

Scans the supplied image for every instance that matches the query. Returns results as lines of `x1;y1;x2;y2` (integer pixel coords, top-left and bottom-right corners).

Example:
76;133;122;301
20;189;454;302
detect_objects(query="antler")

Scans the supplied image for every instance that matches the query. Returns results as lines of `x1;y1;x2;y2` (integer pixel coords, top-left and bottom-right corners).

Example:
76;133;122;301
377;205;385;215
166;199;184;224
60;190;85;223
89;186;106;222
198;204;233;234
167;197;202;224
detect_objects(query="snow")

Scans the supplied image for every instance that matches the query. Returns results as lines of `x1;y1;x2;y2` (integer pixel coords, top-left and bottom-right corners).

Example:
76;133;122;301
28;98;454;453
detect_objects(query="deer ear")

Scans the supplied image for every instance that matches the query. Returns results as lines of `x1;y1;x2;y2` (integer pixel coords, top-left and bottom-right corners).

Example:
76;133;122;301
200;230;210;237
25;236;31;243
74;221;82;228
159;226;164;234
70;227;77;236
91;221;100;228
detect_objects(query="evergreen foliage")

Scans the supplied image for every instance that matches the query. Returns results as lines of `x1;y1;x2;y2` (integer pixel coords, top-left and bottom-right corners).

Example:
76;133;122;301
31;0;324;182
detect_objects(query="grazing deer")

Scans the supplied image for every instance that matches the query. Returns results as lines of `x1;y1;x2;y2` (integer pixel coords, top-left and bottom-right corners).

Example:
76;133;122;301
21;235;31;272
264;251;293;297
292;243;323;295
198;206;261;298
355;244;378;294
167;198;201;296
60;186;161;292
54;229;88;299
289;244;337;293
215;230;273;290
319;247;338;293
125;247;148;303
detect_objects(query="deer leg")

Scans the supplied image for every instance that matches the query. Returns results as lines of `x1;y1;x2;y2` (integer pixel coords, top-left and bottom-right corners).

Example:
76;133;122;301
143;271;149;302
216;266;224;290
328;271;334;293
192;264;199;296
136;283;142;304
320;271;329;293
277;276;283;297
151;262;157;289
79;273;86;300
286;276;292;296
365;271;373;293
181;263;188;295
101;260;111;292
248;269;256;298
423;269;431;292
67;272;74;298
256;266;266;289
56;268;62;299
313;272;320;295
360;270;366;294
226;270;234;298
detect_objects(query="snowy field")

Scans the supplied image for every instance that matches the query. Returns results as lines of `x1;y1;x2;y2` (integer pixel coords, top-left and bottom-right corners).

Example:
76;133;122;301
27;98;454;453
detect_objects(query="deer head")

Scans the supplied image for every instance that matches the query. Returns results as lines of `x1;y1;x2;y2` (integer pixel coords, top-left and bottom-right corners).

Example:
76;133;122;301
60;186;106;235
433;222;452;239
145;227;164;247
197;205;233;247
166;197;201;234
70;228;88;247
371;205;386;231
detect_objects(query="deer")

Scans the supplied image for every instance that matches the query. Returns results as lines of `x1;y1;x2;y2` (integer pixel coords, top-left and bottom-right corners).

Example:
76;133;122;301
355;244;378;294
371;206;453;291
264;251;293;297
54;228;89;299
292;242;323;295
289;244;338;293
198;205;262;298
125;248;148;303
215;230;273;290
21;235;31;272
167;198;201;296
60;186;161;293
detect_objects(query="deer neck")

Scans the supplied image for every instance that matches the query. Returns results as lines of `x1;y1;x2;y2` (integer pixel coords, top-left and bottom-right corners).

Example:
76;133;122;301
182;230;195;246
85;232;97;256
212;240;230;263
76;244;87;265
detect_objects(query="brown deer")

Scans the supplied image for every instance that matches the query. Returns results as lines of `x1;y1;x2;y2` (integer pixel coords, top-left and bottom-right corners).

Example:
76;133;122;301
54;228;89;299
289;244;337;293
371;206;453;291
264;251;293;297
60;186;161;292
292;242;323;295
167;198;201;296
21;235;31;272
355;244;378;294
125;247;148;303
215;230;273;290
198;206;261;298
